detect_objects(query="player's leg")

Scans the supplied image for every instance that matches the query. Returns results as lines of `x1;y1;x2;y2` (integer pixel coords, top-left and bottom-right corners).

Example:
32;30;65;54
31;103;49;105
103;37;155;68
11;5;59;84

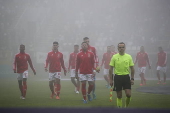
22;78;27;98
87;75;94;101
22;71;28;99
123;75;132;108
142;67;146;85
116;91;123;108
92;76;96;99
79;74;87;103
49;73;55;98
76;77;80;94
157;66;161;84
49;80;55;98
71;77;77;91
138;68;143;85
162;67;167;84
124;89;131;108
55;72;61;99
103;69;109;88
17;74;23;99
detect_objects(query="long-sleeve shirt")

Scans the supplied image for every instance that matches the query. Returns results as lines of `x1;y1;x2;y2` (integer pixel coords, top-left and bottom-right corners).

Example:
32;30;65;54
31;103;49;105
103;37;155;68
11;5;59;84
134;52;150;67
80;45;99;67
68;51;78;69
157;51;167;66
76;50;95;74
13;52;35;73
45;50;66;73
101;52;115;69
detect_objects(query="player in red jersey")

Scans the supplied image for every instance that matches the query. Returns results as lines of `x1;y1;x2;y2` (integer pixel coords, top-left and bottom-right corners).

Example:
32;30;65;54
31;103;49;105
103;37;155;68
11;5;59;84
134;46;151;86
75;42;96;103
156;47;167;84
111;45;118;54
13;44;36;99
100;46;115;88
44;41;67;99
83;37;99;100
68;45;80;94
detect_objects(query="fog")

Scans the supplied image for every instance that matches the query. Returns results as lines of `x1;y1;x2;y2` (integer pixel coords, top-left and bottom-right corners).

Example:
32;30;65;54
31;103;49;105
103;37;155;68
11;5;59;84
0;0;170;78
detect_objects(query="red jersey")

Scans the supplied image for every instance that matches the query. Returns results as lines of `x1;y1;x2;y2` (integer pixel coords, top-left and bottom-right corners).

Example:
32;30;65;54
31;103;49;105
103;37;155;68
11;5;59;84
13;52;35;73
135;52;150;67
45;50;66;73
76;50;95;74
68;51;78;69
80;45;99;67
101;52;115;69
157;51;167;66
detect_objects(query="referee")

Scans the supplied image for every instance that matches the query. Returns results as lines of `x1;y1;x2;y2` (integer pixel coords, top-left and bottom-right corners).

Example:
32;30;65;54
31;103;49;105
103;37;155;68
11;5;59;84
109;42;135;108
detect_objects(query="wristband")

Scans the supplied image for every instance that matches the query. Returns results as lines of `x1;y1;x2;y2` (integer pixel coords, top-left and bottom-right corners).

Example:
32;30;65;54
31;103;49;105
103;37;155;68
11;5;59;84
93;70;96;73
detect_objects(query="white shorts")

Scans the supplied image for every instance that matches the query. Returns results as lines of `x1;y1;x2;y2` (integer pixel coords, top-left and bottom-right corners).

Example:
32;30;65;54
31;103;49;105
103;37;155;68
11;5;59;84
103;69;109;75
138;67;146;74
103;68;114;75
49;72;61;81
157;66;167;73
79;74;94;81
17;70;28;80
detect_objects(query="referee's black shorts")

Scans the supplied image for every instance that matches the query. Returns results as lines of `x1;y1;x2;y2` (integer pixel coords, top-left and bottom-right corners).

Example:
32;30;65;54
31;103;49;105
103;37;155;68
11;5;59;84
113;74;131;91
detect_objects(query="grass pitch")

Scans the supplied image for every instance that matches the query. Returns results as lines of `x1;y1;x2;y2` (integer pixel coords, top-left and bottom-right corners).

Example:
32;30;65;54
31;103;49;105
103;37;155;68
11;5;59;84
0;74;170;108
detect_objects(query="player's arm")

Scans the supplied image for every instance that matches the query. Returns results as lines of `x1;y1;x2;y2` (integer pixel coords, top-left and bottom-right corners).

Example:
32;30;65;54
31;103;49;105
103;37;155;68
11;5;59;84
13;55;17;73
129;55;135;85
60;53;67;76
100;53;105;69
93;47;99;67
75;54;80;79
91;53;97;74
68;54;72;73
146;53;151;69
163;52;167;67
134;53;138;65
27;55;36;75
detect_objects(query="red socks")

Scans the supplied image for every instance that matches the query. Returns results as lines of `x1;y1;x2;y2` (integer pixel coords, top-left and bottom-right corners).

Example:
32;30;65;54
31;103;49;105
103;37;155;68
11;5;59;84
81;83;86;100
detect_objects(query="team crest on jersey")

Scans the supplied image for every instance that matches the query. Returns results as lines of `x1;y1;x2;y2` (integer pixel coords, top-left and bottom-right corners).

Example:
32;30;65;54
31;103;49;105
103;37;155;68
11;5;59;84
58;54;60;58
51;54;53;56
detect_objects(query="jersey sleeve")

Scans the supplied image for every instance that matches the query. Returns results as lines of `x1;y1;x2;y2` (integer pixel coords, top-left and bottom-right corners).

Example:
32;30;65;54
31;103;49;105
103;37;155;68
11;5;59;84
13;55;17;71
60;53;66;71
75;54;80;72
45;53;49;68
27;54;36;72
68;54;72;69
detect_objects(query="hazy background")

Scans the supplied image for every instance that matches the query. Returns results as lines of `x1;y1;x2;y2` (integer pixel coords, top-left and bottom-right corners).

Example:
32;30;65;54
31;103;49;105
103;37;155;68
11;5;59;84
0;0;170;78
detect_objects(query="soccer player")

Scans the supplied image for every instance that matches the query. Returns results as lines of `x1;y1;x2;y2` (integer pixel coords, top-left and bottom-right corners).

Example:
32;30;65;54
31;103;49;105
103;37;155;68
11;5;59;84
110;45;118;54
134;46;151;86
68;45;80;94
13;44;36;100
109;42;135;108
44;41;67;99
83;37;99;100
75;42;96;103
100;46;115;88
156;47;167;84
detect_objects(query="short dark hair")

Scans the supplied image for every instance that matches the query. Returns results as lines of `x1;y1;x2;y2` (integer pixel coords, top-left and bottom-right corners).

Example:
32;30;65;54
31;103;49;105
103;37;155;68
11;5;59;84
53;41;59;45
74;45;79;47
118;42;125;47
81;42;88;45
83;37;89;40
20;44;25;47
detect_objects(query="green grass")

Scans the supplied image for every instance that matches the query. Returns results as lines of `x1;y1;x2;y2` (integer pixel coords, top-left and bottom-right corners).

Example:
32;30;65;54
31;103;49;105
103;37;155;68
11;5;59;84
0;75;170;108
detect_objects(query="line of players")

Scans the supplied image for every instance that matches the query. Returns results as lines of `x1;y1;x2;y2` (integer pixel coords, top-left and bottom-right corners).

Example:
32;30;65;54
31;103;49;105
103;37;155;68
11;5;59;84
13;37;167;104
